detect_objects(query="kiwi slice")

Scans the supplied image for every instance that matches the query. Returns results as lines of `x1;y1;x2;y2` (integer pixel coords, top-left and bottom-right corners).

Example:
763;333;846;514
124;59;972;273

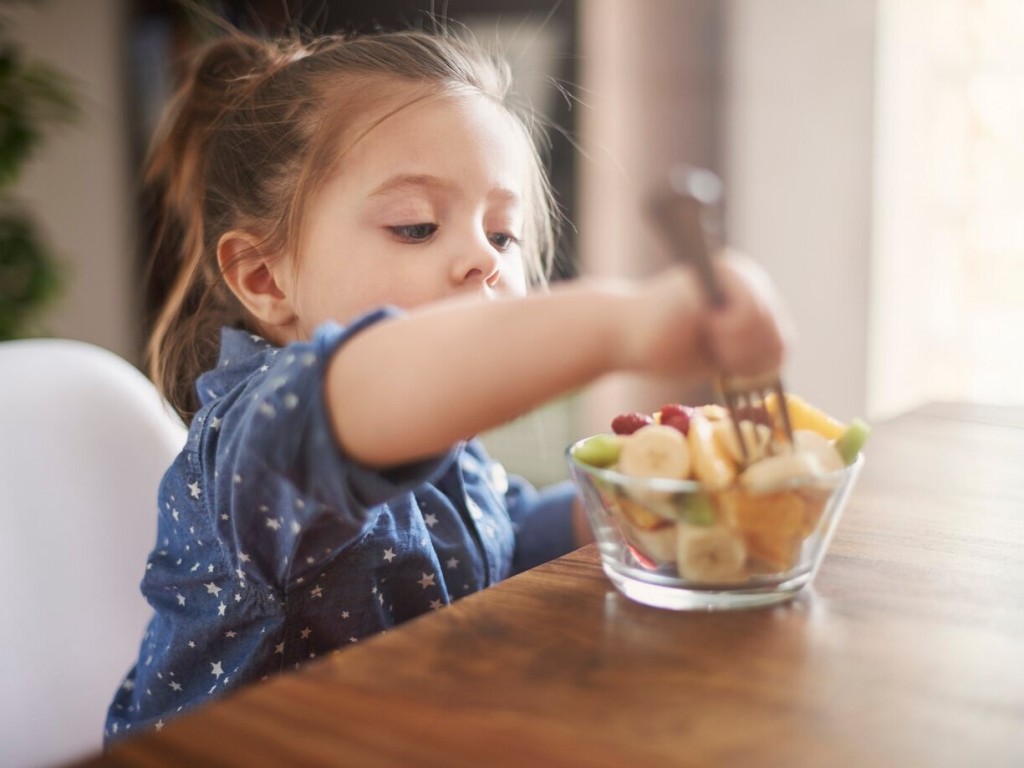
834;418;871;465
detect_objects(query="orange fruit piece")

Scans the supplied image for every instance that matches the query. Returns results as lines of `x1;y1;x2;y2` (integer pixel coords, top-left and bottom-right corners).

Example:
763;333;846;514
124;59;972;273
765;393;847;441
797;488;830;536
717;487;807;572
616;497;671;531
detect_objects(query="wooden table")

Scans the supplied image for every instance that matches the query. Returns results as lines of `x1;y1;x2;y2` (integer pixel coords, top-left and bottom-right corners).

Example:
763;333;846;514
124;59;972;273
79;403;1024;767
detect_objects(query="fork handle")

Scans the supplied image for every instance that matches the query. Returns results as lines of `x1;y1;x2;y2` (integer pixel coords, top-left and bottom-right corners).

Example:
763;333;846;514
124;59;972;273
647;167;727;308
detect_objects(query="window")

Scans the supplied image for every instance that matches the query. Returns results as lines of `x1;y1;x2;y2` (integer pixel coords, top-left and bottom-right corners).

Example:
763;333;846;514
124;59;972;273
871;0;1024;417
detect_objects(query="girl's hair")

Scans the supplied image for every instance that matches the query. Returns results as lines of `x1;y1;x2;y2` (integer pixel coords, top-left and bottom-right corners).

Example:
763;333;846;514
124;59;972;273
145;27;559;423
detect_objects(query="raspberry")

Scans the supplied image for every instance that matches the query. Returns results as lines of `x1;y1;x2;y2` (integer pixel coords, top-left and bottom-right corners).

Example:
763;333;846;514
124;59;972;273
658;403;694;435
611;412;653;435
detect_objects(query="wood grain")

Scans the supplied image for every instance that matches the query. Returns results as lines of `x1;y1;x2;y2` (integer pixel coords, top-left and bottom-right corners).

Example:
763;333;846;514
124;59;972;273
74;403;1024;767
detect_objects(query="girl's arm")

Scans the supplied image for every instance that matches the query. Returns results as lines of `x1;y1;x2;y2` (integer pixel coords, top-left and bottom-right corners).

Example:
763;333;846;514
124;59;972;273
327;258;786;468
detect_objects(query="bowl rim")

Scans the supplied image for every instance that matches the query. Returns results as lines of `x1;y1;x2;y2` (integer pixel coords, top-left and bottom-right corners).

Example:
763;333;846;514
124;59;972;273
566;433;865;493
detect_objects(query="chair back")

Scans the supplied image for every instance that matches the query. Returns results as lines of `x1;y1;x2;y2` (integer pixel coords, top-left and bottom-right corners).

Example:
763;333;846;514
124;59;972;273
0;339;186;768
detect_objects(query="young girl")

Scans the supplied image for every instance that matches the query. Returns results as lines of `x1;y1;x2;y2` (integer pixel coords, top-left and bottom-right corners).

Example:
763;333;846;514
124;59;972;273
105;27;787;741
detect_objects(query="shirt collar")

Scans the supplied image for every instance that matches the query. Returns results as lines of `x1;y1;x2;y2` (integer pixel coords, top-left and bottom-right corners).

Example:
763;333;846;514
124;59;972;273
195;327;277;407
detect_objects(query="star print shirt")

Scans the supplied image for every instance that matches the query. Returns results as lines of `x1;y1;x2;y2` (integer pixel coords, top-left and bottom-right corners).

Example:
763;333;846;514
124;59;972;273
105;307;578;743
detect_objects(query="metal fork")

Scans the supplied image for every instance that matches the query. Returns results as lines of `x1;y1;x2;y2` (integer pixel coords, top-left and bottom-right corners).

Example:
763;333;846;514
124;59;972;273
646;165;794;464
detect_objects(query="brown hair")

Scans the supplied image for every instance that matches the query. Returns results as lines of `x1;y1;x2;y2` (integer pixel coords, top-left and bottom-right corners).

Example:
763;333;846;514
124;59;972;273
145;27;559;423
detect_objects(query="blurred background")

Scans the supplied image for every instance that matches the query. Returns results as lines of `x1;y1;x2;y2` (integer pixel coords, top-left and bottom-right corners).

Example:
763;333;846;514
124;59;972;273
4;0;1024;485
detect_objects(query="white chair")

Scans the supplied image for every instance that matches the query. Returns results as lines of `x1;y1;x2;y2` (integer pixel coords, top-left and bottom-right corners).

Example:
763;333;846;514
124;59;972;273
0;338;186;768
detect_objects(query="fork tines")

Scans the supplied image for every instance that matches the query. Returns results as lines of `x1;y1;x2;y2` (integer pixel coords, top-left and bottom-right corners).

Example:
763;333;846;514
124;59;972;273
719;373;795;464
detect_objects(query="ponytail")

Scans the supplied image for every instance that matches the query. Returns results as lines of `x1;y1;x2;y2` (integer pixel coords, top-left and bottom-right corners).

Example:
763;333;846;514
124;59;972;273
144;35;279;422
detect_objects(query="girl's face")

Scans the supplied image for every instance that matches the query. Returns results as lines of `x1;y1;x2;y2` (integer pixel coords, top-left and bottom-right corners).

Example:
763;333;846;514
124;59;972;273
282;89;530;340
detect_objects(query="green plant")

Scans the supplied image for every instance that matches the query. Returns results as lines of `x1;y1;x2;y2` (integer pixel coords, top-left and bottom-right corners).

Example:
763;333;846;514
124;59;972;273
0;12;78;340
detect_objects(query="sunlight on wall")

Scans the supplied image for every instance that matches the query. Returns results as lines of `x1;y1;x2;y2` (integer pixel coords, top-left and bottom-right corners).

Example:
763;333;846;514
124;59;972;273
871;0;1024;418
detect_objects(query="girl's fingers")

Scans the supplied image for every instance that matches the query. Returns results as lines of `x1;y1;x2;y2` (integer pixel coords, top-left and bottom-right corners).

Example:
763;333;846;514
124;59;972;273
704;254;792;376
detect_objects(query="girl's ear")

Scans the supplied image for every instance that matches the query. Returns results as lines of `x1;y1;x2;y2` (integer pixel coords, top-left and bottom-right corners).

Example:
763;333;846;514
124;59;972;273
217;232;297;330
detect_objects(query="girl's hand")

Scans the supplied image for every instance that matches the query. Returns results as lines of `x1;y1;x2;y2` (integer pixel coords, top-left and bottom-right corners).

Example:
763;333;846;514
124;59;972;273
621;252;791;380
703;252;792;377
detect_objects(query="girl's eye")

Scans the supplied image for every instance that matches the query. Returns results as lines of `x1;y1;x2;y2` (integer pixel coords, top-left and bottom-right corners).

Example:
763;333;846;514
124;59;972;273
489;232;521;251
388;223;438;242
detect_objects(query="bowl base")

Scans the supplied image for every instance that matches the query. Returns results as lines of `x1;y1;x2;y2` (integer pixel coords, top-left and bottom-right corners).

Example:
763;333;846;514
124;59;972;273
603;563;810;611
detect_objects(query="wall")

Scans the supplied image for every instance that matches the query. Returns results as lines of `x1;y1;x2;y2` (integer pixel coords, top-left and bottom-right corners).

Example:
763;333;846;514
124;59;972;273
9;0;137;361
576;0;723;436
722;0;877;422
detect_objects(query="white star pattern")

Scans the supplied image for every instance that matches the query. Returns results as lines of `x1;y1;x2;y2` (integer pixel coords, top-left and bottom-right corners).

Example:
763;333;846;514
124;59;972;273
110;333;535;737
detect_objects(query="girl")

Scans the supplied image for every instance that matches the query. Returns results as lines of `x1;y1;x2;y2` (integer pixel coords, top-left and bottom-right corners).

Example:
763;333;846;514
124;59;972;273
106;27;787;741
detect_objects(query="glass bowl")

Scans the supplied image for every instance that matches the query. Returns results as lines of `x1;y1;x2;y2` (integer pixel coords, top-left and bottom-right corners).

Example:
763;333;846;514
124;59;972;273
566;437;864;610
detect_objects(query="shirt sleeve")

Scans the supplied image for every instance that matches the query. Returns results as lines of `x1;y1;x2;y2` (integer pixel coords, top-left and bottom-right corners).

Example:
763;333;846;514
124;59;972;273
506;476;579;574
209;308;456;575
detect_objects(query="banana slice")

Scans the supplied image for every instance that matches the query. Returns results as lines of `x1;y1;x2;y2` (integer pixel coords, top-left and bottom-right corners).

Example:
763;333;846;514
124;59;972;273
676;525;746;582
739;451;823;493
699;404;730;421
618;424;691;479
713;419;773;465
792;429;844;473
687;414;737;489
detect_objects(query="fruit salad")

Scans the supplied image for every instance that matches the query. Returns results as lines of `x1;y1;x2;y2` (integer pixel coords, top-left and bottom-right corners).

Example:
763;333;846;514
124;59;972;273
569;394;869;583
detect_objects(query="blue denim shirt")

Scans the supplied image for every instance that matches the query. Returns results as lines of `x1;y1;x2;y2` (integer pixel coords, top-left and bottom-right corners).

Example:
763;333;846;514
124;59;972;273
105;308;577;742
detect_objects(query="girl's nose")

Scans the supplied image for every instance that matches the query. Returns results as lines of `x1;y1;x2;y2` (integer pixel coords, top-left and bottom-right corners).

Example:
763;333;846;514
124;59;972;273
451;238;501;288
